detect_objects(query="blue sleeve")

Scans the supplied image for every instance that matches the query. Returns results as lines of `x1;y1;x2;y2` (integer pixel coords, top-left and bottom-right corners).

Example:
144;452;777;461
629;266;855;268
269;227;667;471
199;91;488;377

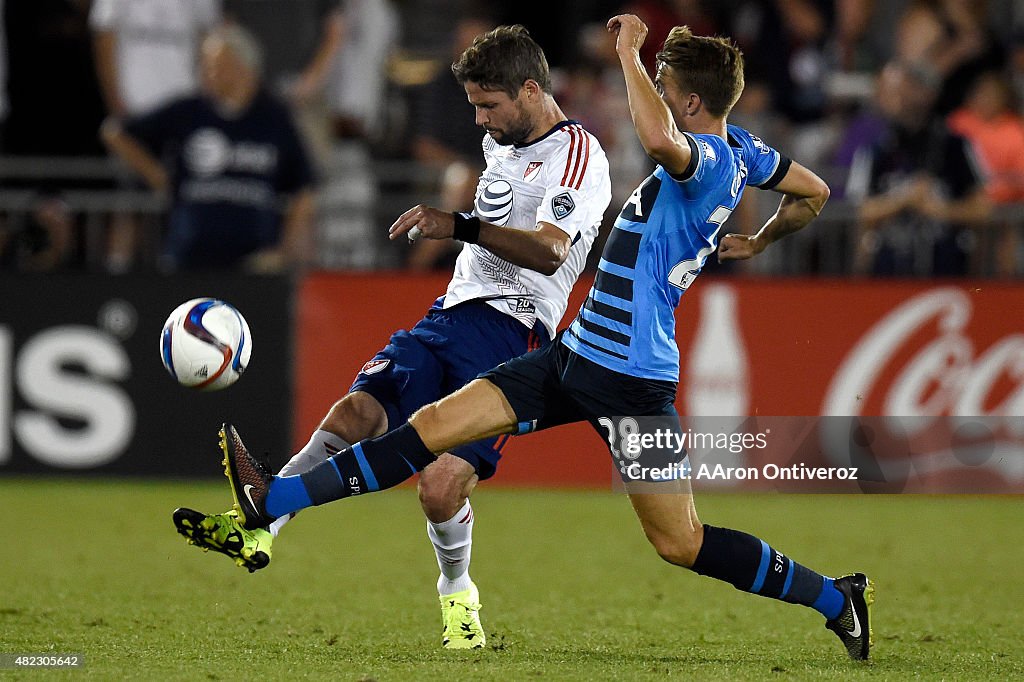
669;133;731;187
734;127;791;190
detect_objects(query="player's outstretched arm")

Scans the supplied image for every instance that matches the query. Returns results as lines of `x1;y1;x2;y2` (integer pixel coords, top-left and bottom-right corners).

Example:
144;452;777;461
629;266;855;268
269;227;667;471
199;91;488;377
389;204;571;276
719;161;830;261
607;14;692;175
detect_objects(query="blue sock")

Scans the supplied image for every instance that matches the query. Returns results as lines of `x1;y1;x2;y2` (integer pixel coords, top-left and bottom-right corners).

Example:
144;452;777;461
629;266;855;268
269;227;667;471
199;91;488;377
264;424;435;518
691;525;846;620
812;577;846;621
264;475;312;518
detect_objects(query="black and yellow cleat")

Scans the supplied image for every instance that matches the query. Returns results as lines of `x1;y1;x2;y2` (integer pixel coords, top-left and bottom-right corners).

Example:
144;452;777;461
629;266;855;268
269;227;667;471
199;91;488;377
826;573;875;661
172;507;272;573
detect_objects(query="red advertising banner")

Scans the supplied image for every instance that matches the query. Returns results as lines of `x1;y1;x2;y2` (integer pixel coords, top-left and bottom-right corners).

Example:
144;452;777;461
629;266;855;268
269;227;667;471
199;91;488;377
295;274;1024;491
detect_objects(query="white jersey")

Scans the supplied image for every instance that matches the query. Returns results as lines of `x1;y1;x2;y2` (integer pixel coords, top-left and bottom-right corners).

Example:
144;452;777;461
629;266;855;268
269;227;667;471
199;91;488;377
90;0;220;115
444;120;612;339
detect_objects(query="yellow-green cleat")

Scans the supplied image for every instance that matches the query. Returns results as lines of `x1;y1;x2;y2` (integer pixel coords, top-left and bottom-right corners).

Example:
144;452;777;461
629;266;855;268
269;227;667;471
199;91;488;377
440;582;485;649
172;507;272;573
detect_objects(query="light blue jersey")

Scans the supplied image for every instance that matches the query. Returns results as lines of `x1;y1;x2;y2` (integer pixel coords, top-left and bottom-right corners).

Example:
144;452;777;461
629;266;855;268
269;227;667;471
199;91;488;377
563;124;790;381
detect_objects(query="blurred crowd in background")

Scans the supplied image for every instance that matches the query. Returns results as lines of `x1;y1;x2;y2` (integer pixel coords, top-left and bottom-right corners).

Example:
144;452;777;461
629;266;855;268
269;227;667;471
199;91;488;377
2;0;1024;278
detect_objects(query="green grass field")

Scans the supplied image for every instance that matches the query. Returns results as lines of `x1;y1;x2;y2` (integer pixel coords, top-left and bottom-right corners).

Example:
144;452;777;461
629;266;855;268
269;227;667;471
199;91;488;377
2;478;1022;680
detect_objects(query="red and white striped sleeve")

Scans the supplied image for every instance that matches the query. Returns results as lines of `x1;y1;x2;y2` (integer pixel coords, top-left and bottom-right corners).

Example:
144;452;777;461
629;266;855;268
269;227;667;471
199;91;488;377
536;123;611;239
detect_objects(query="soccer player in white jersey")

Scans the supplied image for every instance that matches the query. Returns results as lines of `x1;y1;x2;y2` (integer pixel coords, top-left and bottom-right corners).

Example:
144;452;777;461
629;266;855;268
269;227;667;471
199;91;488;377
173;25;611;649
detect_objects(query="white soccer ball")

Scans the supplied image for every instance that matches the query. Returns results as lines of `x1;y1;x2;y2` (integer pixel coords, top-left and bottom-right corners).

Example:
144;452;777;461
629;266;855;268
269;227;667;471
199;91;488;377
160;298;252;390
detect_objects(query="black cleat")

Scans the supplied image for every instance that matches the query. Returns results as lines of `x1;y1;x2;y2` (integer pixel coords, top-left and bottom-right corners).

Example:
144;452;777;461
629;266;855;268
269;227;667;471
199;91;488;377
826;573;875;661
219;423;276;530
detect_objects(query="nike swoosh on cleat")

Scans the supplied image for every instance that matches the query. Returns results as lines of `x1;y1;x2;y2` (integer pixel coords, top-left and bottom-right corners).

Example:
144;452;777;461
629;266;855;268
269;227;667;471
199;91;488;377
846;603;862;638
243;484;259;512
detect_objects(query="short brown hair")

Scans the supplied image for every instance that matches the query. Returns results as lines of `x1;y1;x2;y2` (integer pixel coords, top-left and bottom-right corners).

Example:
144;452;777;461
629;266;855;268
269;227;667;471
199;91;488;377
656;26;744;117
452;25;551;98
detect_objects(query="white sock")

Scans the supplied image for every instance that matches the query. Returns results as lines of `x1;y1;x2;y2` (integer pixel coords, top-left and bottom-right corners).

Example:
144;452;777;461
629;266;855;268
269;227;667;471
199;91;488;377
268;429;350;537
427;500;474;596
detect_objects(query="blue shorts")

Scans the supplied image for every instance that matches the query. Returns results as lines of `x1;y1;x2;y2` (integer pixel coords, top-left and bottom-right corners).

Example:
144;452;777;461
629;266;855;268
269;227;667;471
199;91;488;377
350;298;548;480
480;331;682;479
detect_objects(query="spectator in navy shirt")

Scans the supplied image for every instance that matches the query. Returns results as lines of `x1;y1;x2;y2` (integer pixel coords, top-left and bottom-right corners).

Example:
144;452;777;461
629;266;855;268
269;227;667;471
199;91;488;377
101;24;316;271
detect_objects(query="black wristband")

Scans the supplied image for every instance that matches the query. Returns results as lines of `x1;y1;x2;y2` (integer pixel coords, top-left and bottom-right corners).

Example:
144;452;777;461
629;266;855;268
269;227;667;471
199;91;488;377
452;212;481;244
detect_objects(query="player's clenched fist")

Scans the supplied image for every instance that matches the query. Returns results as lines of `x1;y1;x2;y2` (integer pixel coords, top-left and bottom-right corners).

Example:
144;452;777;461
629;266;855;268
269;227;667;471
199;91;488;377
718;233;765;261
389;204;455;241
607;14;648;54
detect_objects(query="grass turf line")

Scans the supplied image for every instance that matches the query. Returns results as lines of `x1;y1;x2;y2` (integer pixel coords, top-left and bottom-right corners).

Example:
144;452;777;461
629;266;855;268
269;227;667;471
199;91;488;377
2;478;1022;680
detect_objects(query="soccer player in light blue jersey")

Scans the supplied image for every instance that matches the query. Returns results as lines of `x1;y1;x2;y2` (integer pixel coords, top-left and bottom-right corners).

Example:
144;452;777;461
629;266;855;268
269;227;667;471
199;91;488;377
217;14;874;661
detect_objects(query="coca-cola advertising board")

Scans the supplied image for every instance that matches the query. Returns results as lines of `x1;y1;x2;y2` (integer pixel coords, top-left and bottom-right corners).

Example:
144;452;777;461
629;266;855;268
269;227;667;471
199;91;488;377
294;274;1023;492
675;281;1023;493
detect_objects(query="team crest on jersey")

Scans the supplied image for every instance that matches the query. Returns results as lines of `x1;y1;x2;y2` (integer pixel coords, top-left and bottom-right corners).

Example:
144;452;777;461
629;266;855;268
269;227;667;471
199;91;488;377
476;179;514;226
523;161;543;180
360;359;390;375
551;192;575;220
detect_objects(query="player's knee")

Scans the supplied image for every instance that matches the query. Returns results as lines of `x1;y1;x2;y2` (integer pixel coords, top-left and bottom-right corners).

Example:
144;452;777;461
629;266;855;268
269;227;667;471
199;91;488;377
649;525;704;568
652;538;700;568
417;468;462;521
321;392;387;441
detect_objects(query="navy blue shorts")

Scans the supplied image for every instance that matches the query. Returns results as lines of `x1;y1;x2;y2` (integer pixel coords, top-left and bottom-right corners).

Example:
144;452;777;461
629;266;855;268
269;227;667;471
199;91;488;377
350;299;547;480
480;331;682;477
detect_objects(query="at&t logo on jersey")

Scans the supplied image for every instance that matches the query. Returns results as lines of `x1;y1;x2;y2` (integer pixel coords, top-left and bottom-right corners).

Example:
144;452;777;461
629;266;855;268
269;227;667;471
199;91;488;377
476;180;514;226
185;127;278;177
185;129;232;176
